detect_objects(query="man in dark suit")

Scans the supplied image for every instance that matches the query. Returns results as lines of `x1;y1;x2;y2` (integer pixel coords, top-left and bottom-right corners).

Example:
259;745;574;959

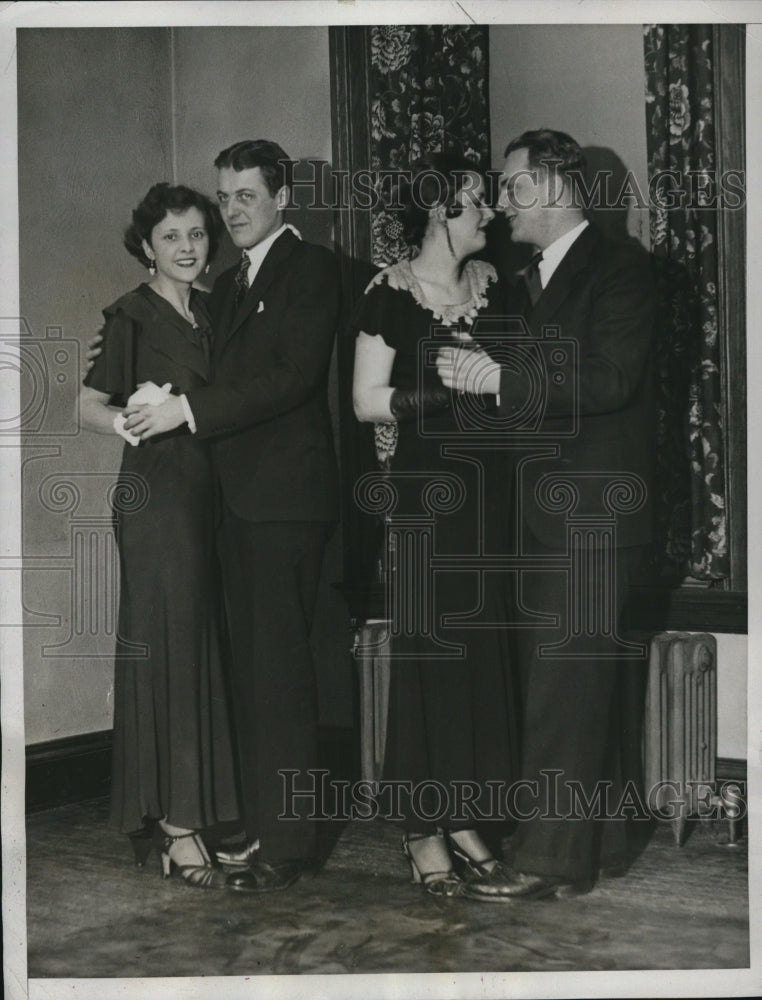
124;140;340;890
437;129;655;897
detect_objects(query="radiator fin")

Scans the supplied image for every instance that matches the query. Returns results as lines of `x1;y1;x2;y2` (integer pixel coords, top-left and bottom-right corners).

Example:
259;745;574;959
644;631;717;843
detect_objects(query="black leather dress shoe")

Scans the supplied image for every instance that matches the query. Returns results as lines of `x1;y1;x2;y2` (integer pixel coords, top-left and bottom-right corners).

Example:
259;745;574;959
457;860;541;903
481;870;594;900
226;858;305;893
487;871;561;899
215;840;260;869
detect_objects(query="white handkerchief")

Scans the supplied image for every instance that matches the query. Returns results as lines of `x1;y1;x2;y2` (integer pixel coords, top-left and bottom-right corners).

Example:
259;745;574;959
113;381;173;446
257;301;265;313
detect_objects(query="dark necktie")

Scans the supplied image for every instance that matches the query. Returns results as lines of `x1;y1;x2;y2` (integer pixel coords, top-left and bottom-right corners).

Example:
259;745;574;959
524;251;544;307
234;251;250;308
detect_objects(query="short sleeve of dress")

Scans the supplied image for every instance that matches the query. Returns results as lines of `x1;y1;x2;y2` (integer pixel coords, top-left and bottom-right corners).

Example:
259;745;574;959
351;278;409;352
82;309;136;406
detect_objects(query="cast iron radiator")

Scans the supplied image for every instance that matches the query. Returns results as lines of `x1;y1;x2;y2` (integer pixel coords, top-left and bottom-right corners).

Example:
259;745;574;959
644;631;733;845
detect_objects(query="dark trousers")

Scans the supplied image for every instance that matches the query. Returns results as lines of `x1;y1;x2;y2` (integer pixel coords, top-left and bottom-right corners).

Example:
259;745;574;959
217;508;331;861
511;536;646;882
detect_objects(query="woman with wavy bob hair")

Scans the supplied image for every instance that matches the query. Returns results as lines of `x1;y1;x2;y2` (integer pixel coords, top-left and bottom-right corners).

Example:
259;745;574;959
79;183;254;893
352;153;521;901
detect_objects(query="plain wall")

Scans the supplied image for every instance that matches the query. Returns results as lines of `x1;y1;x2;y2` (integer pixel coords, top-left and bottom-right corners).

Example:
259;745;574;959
18;28;174;744
20;26;352;744
716;633;747;760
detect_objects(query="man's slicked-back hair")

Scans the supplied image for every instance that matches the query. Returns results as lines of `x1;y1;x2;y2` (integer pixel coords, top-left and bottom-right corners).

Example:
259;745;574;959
504;128;586;179
214;139;294;196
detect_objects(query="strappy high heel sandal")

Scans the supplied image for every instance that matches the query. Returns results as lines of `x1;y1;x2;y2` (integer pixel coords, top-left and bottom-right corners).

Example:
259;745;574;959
402;832;465;898
152;825;230;889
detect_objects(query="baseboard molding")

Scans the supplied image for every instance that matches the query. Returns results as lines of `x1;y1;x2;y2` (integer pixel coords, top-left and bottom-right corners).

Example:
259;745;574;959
26;730;113;814
716;756;747;784
26;725;359;814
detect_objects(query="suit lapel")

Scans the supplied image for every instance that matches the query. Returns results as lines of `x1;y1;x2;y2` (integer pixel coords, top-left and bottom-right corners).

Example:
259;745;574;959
229;229;299;336
526;224;600;332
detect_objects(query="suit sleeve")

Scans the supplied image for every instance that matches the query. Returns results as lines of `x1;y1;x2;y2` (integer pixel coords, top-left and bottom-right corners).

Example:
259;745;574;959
499;244;655;420
185;248;339;438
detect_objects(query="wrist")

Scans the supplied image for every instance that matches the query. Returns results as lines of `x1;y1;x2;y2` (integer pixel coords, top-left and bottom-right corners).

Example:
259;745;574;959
484;364;501;395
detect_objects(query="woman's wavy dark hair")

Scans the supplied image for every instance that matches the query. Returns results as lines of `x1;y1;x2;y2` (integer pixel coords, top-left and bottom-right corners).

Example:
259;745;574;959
397;152;483;248
123;183;223;268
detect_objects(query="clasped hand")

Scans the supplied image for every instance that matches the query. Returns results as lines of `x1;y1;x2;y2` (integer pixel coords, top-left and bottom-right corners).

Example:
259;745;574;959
436;346;500;396
122;394;186;440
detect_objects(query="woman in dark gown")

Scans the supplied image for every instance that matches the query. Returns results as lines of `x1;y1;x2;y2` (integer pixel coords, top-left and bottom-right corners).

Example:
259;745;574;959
352;155;520;900
79;184;247;891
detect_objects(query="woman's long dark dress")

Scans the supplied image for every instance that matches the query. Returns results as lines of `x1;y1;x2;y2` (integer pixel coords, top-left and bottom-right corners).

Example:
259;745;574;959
353;259;519;833
85;283;238;834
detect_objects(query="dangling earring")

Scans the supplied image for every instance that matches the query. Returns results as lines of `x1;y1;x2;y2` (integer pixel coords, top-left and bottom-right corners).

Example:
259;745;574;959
147;258;156;276
204;264;210;274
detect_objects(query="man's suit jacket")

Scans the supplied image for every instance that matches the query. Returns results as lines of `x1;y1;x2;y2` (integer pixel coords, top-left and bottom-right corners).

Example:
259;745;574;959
186;229;340;523
498;224;656;549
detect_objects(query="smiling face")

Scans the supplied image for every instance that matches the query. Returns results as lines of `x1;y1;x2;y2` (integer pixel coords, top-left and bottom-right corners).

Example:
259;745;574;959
216;166;286;249
142;207;209;285
445;172;494;259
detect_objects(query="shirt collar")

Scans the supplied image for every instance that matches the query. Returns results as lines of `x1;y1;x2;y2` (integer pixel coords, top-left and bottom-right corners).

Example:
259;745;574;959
243;223;289;275
538;219;589;286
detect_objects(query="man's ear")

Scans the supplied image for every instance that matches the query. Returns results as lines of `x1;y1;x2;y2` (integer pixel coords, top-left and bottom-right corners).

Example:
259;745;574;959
276;185;290;211
545;167;566;207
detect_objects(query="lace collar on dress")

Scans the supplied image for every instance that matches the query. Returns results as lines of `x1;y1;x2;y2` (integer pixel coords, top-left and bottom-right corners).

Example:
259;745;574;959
366;258;497;326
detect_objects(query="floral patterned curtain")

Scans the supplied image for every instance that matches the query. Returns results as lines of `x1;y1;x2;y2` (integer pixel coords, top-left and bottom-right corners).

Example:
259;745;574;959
644;24;728;581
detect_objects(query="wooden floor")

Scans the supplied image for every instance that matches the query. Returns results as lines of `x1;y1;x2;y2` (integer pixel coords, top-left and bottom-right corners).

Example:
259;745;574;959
25;797;748;978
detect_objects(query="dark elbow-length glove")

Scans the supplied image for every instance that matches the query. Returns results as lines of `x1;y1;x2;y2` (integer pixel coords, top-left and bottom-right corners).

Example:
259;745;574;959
389;385;452;422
